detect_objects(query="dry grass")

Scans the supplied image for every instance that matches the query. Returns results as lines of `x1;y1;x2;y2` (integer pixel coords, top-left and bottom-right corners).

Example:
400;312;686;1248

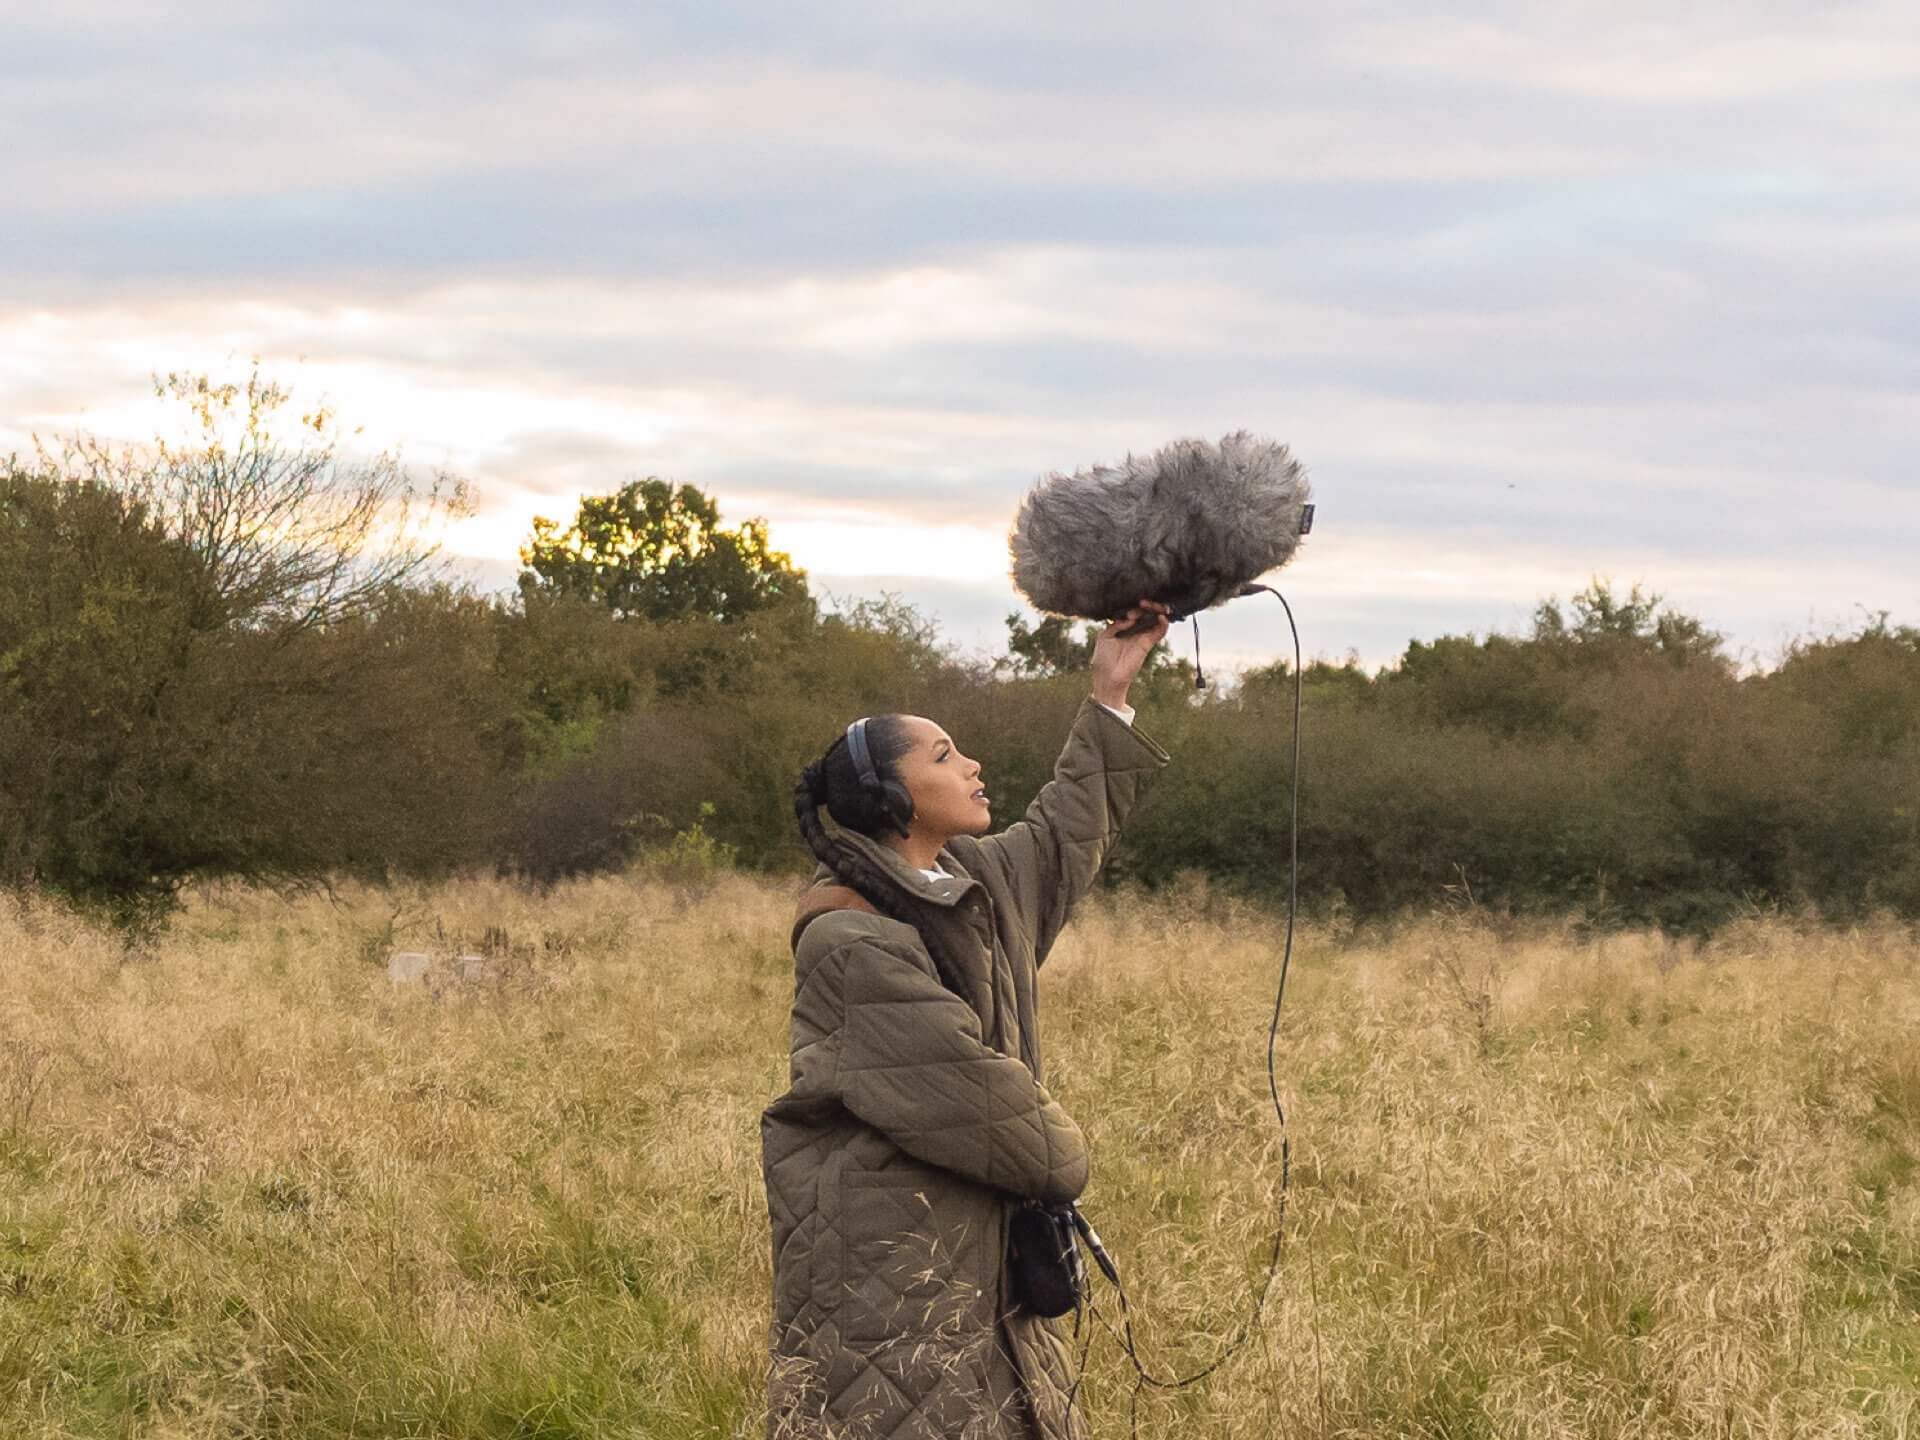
1;870;1915;1438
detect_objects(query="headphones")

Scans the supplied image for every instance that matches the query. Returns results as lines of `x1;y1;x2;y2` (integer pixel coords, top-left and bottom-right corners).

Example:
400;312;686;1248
845;717;916;840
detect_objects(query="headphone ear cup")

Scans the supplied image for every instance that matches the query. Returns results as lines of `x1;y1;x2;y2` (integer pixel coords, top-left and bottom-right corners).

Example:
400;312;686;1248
881;779;916;837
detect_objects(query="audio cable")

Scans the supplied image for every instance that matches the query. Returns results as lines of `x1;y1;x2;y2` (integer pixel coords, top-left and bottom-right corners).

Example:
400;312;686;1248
1060;585;1303;1438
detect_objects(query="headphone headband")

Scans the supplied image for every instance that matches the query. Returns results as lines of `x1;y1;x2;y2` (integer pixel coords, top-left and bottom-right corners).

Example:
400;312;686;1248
845;717;880;792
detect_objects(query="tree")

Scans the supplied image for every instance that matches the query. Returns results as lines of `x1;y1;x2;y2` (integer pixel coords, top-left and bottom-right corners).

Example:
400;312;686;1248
1238;654;1375;708
816;591;955;687
1377;580;1730;740
996;609;1191;695
1530;579;1727;670
3;370;491;933
0;469;205;929
997;611;1095;677
517;478;811;624
46;366;468;634
1767;609;1920;751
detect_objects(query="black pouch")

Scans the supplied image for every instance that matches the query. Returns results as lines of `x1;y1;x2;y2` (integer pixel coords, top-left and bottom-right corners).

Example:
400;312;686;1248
1007;1201;1086;1318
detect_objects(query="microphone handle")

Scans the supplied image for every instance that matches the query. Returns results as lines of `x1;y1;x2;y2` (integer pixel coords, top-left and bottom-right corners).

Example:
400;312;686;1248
1109;611;1173;639
1109;583;1268;638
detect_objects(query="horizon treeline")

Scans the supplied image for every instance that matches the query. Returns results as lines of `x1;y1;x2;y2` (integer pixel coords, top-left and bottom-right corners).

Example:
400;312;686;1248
3;373;1915;937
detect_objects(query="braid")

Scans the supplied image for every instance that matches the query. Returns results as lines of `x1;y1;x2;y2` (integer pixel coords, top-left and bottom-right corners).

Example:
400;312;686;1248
792;724;918;926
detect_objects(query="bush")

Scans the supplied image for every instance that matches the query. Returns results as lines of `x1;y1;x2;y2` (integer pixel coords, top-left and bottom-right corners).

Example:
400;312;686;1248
0;464;507;932
8;393;1914;941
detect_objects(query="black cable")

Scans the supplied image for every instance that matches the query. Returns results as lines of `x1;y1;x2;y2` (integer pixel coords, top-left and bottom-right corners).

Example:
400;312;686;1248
1064;585;1302;1436
1062;1278;1097;1420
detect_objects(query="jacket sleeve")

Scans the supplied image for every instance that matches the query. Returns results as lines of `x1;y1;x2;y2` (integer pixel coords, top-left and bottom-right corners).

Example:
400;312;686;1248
833;930;1090;1205
952;693;1170;968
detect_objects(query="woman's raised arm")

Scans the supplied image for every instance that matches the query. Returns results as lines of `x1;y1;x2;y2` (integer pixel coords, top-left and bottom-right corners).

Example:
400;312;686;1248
949;601;1172;966
947;693;1169;968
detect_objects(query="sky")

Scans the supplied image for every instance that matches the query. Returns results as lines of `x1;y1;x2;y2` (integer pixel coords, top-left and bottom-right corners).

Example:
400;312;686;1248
4;1;1916;679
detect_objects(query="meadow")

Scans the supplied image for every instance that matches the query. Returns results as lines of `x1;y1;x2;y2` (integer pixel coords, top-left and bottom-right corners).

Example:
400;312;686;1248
1;870;1915;1438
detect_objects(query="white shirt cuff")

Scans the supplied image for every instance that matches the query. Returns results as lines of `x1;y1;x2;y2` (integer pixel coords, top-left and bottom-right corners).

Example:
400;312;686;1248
1094;697;1136;726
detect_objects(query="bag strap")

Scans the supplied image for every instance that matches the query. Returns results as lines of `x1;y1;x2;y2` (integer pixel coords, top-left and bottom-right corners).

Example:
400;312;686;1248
790;882;881;951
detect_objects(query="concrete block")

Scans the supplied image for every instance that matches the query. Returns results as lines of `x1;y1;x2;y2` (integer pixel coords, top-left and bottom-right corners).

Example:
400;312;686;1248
453;954;495;984
388;951;431;984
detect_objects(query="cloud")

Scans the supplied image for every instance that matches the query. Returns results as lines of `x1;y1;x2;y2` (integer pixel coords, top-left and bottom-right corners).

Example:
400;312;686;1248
1333;4;1920;103
3;2;1915;675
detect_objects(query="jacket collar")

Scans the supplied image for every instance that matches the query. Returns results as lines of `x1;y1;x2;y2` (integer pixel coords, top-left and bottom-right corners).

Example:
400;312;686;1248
816;809;979;908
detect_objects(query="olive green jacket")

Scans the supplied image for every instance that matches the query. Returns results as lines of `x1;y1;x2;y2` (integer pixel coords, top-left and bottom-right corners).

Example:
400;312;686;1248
761;695;1171;1439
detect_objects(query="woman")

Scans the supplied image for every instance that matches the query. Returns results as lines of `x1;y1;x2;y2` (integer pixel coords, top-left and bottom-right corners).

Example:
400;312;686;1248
762;599;1173;1440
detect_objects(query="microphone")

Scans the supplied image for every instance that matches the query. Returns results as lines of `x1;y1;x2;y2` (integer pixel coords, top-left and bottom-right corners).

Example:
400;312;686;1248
1008;430;1314;639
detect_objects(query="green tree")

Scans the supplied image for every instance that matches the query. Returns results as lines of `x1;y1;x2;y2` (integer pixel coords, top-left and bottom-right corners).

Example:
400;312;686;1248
995;610;1196;710
1381;579;1731;739
1531;578;1728;670
0;470;204;930
1238;655;1375;708
997;611;1096;677
2;371;492;933
1766;609;1920;751
517;478;811;624
818;591;956;686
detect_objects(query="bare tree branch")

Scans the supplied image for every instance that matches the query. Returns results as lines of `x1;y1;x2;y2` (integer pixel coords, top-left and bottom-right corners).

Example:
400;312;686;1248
37;364;472;634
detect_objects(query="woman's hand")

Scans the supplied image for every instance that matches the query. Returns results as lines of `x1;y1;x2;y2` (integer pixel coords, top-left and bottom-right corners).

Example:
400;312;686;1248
1091;598;1172;708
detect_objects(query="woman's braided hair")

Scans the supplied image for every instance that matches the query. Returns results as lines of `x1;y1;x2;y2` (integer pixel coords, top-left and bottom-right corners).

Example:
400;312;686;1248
793;715;920;924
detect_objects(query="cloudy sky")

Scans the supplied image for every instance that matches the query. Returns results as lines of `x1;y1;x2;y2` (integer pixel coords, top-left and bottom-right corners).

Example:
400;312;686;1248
5;2;1915;677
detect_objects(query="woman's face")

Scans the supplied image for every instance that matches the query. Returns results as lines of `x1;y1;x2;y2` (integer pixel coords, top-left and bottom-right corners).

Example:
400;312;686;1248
892;716;991;841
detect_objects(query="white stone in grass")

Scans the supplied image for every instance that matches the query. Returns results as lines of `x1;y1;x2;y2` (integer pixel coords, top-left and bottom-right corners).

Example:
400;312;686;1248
388;951;431;984
453;954;495;984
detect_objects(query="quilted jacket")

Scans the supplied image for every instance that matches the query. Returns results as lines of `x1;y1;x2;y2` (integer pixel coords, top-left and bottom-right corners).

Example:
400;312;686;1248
761;694;1171;1439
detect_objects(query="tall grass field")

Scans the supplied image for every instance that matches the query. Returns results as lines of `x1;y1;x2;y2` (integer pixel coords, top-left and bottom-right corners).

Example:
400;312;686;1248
1;872;1915;1437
